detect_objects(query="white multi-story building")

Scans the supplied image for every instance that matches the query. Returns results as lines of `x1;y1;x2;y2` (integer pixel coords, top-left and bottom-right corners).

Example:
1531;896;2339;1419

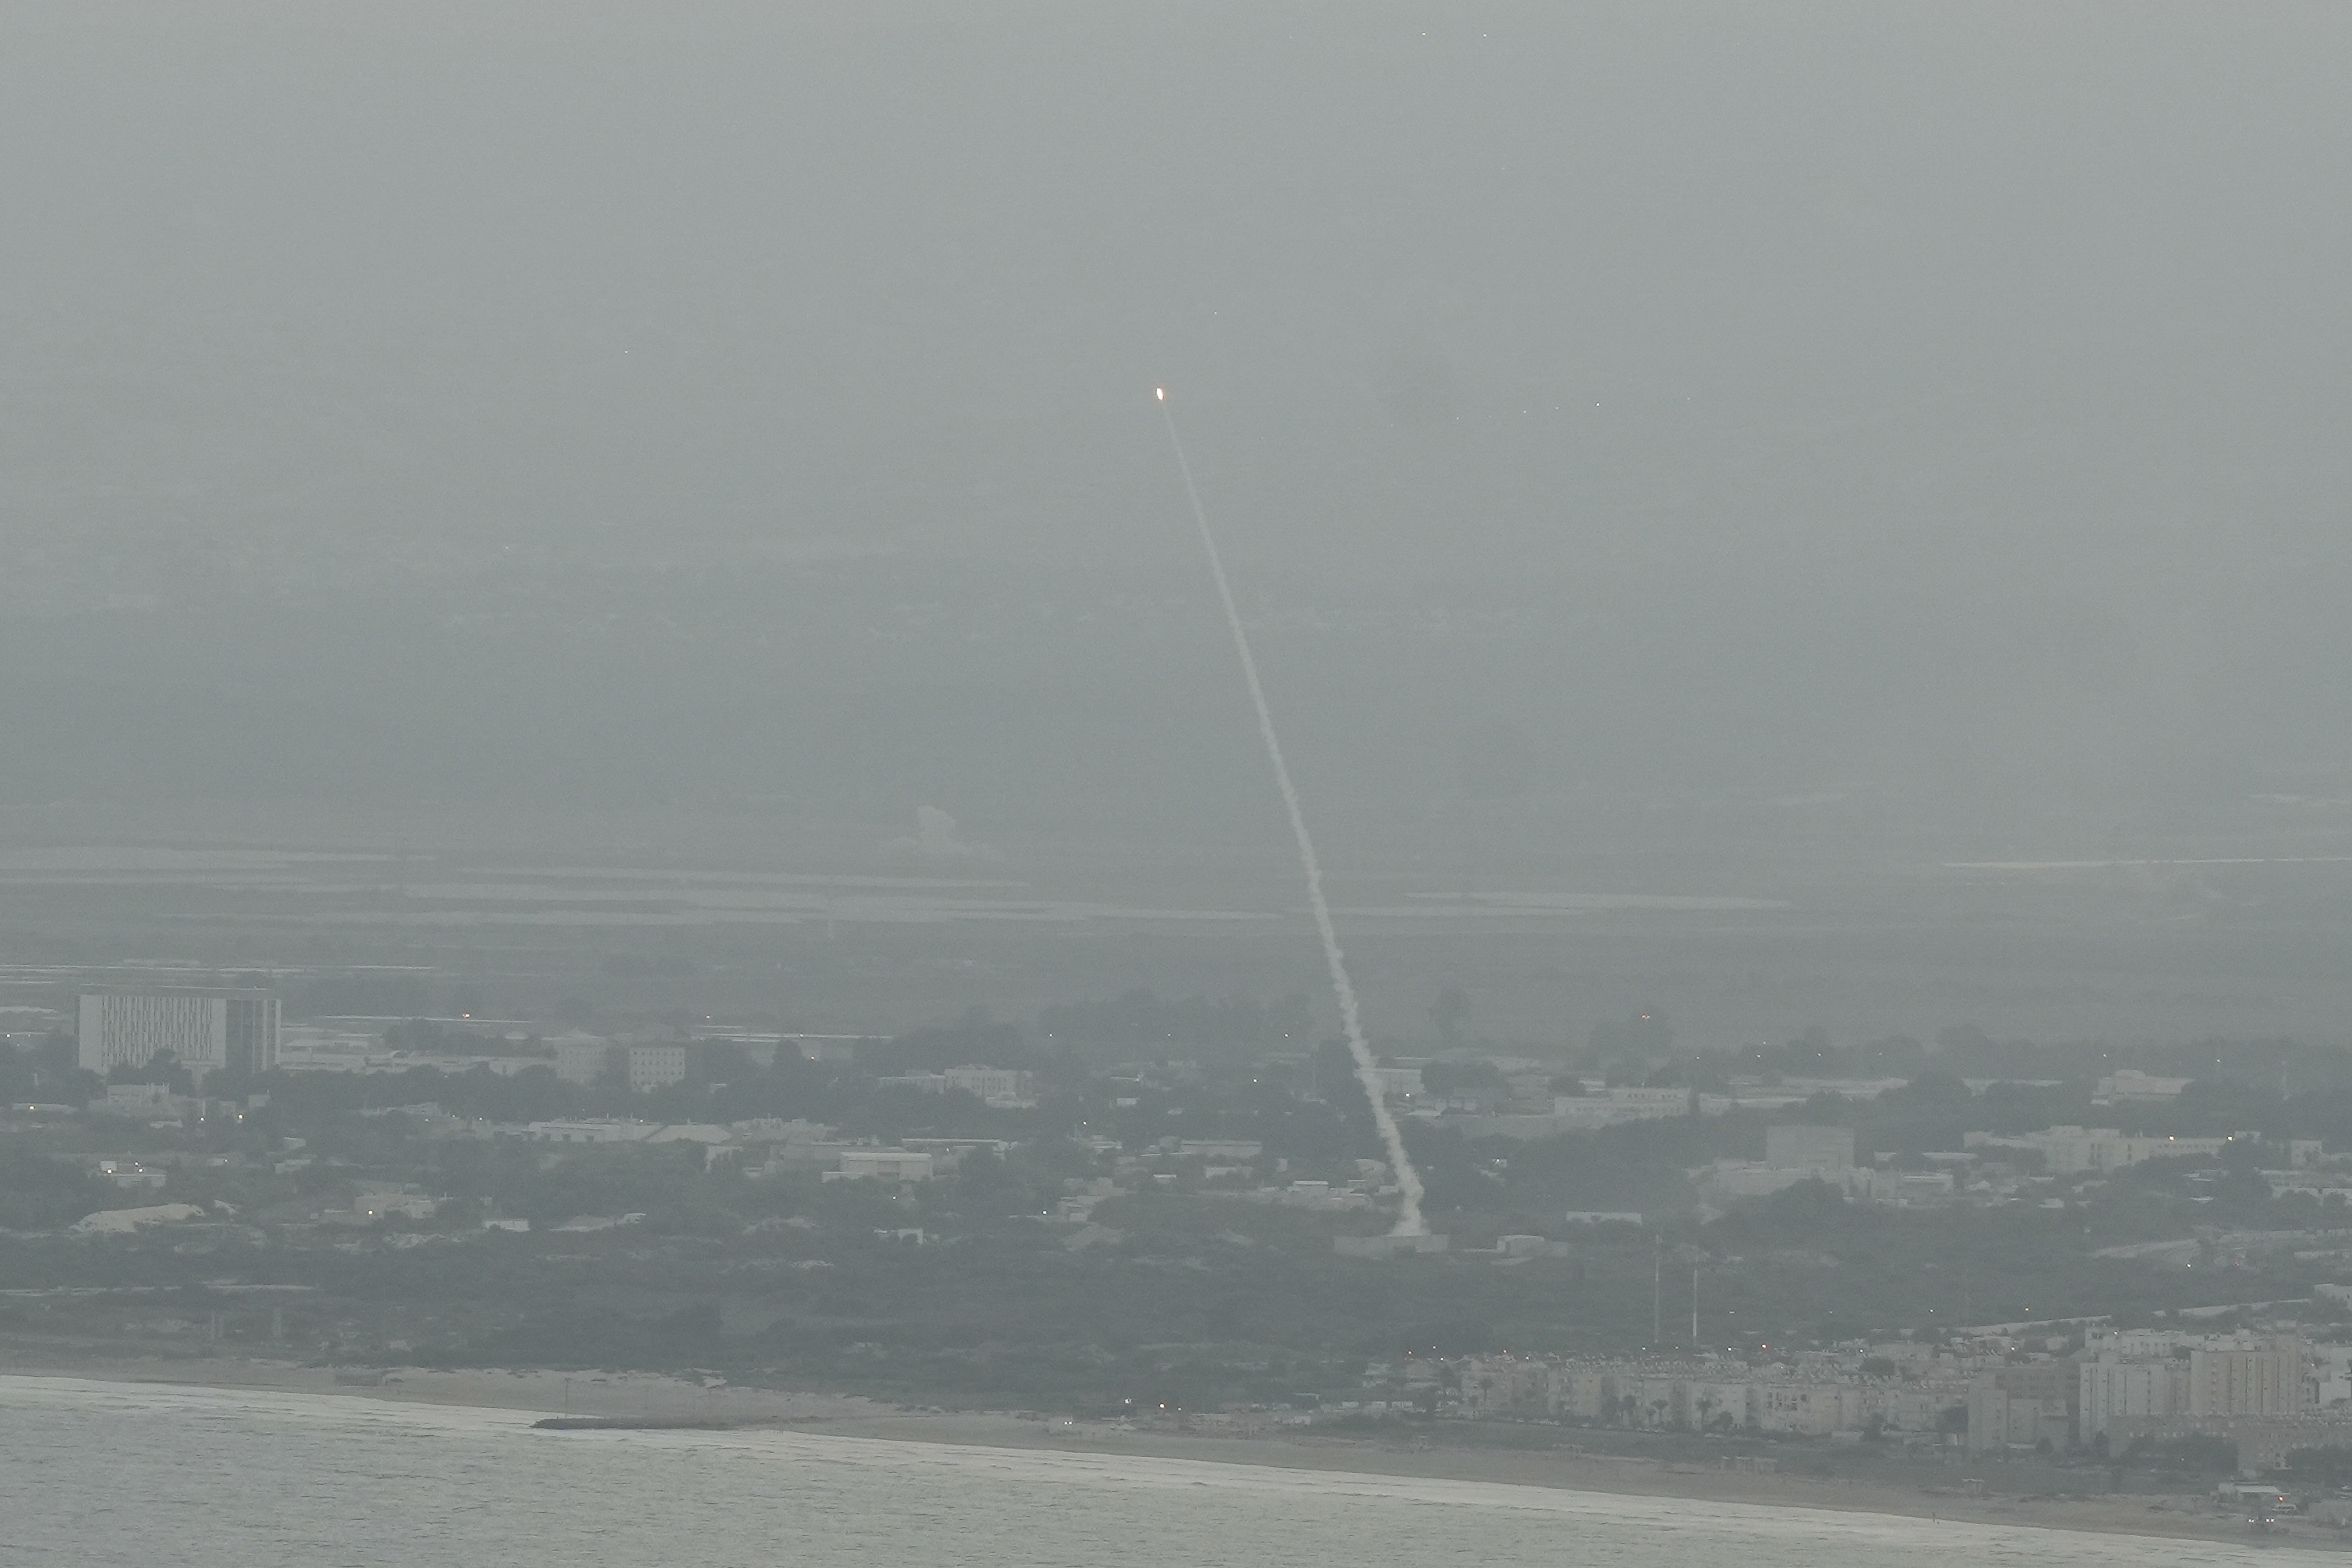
2081;1355;2190;1438
1878;1378;1971;1436
78;990;278;1079
1766;1124;1854;1170
550;1034;617;1086
1755;1377;1868;1436
2190;1336;2303;1418
1460;1356;1554;1418
2312;1344;2352;1410
1684;1376;1759;1432
2078;1331;2304;1441
1967;1362;2079;1452
942;1064;1035;1106
626;1043;690;1092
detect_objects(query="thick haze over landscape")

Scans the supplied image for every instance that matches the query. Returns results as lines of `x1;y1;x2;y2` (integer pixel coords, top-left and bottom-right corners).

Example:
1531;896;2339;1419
4;2;2351;1044
26;12;2352;1553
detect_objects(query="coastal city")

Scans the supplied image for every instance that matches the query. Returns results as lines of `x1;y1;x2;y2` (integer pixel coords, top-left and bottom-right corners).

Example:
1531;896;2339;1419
10;3;2349;1562
14;974;2352;1528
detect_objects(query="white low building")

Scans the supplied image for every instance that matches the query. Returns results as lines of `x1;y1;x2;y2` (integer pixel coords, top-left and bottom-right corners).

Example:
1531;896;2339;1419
521;1118;658;1144
1968;1126;2230;1174
730;1118;838;1144
826;1149;935;1182
1178;1139;1263;1162
70;1203;207;1235
943;1065;1036;1106
876;1066;1037;1108
2094;1070;2191;1104
278;1026;550;1078
1554;1086;1689;1125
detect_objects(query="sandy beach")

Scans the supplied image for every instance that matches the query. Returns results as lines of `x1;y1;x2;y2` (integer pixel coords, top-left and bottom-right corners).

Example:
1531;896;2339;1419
2;1347;2338;1551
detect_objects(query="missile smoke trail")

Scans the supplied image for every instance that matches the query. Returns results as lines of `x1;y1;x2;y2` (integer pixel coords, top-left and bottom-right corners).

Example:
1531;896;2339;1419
1157;390;1428;1237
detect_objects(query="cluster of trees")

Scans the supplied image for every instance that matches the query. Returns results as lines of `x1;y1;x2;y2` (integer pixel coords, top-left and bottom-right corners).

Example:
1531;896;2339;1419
0;1150;110;1230
0;1031;94;1104
13;1040;2342;1396
2118;1432;2242;1475
858;1010;1030;1075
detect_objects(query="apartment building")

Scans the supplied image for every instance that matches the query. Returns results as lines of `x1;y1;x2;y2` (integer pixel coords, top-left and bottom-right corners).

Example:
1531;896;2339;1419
77;989;278;1078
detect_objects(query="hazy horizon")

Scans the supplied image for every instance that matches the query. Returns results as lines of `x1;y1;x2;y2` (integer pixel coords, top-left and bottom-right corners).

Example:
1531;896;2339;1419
6;3;2352;1049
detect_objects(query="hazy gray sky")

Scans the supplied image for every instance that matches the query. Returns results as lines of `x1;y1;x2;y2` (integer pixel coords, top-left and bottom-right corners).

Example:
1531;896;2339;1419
5;3;2348;848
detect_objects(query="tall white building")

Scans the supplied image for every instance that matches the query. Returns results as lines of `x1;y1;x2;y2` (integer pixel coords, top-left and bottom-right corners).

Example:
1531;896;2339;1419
626;1042;690;1091
1766;1124;1854;1170
2078;1331;2305;1441
78;990;279;1078
550;1034;618;1086
2189;1337;2302;1417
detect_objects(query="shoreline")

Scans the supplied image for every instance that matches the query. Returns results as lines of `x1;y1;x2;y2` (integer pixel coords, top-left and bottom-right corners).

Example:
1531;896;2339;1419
2;1348;2340;1552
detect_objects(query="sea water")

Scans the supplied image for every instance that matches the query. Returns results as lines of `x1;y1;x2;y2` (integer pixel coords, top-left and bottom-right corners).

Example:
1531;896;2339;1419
0;1375;2329;1568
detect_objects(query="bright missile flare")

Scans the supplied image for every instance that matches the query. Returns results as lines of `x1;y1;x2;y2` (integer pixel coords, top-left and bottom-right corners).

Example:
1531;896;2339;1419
1155;387;1165;400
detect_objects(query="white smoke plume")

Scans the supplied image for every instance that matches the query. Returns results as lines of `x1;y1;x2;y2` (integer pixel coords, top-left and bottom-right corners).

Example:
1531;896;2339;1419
1158;394;1430;1237
886;806;1006;862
